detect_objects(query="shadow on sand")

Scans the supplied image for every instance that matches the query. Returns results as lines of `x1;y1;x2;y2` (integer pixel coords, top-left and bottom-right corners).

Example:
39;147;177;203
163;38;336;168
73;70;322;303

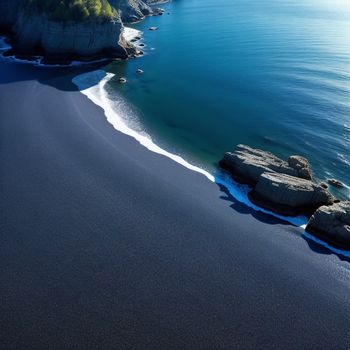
0;54;127;92
216;178;350;262
216;182;291;226
2;54;349;264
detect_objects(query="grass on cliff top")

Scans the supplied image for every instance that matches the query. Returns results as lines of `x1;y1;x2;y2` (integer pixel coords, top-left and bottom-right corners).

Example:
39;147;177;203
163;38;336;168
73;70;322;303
25;0;118;22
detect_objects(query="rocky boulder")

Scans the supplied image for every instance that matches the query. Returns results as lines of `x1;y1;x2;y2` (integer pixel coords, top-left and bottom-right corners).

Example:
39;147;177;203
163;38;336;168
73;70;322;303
306;201;350;250
249;172;334;216
219;144;312;186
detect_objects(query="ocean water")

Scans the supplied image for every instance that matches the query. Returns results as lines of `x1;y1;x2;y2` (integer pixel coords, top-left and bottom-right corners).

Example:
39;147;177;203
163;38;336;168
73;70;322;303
101;0;350;198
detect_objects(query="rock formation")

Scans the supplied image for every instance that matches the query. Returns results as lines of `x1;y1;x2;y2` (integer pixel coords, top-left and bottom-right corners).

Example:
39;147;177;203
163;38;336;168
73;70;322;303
12;12;129;60
219;144;312;186
306;201;350;250
219;144;333;216
109;0;153;22
327;178;345;188
249;172;333;216
0;0;160;61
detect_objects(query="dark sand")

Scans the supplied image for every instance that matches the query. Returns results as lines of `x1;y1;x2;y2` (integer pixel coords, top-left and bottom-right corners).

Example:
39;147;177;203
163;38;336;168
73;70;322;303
1;62;350;349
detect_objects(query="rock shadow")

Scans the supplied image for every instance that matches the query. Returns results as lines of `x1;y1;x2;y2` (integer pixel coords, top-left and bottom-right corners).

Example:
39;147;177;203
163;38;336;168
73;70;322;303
0;53;121;92
302;231;350;263
215;181;291;226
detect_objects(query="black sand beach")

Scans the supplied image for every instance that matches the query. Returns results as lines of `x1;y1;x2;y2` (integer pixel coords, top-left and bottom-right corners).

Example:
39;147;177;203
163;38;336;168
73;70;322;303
1;62;350;349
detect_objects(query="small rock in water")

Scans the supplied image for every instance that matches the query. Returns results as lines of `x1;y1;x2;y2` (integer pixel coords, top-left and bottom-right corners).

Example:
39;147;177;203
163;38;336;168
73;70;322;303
328;178;344;188
138;43;145;47
118;77;127;84
149;27;158;31
136;69;144;74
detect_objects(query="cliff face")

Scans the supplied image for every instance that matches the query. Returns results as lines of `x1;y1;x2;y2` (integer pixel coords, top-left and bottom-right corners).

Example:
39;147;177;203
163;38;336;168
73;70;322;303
14;12;128;59
0;0;22;30
0;0;152;59
109;0;152;22
0;0;157;60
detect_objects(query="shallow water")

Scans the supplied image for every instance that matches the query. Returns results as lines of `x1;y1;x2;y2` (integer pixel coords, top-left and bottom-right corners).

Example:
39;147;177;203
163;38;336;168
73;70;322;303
106;0;349;197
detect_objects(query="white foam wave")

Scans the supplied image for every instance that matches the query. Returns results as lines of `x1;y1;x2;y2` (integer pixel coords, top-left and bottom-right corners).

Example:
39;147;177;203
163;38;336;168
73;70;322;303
71;69;350;258
123;27;142;42
303;231;350;258
72;70;309;229
73;70;215;182
337;153;350;166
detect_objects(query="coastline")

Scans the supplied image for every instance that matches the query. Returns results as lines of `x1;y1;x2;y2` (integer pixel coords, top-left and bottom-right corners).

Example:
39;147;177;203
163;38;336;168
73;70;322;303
0;26;142;67
73;69;350;257
1;0;350;347
1;61;350;348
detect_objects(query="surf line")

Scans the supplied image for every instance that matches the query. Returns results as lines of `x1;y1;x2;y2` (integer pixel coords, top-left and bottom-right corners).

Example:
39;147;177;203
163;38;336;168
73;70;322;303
72;69;350;259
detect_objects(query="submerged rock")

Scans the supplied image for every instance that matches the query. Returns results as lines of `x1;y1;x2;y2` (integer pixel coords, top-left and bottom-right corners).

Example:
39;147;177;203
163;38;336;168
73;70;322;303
306;201;350;250
219;144;312;186
249;172;334;216
327;178;345;188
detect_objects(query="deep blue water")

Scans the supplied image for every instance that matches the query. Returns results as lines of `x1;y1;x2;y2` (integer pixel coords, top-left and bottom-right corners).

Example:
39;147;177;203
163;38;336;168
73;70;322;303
106;0;350;197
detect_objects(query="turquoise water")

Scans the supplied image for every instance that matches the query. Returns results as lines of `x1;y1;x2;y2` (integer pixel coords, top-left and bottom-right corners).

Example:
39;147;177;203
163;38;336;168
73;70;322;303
105;0;350;197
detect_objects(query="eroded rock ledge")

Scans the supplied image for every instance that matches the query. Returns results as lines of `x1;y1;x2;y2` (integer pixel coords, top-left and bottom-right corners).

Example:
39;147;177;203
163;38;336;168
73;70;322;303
219;144;312;185
220;144;350;250
219;144;331;216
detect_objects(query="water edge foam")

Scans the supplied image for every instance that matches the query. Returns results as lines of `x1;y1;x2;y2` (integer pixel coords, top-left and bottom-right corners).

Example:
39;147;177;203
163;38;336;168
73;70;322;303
72;69;350;258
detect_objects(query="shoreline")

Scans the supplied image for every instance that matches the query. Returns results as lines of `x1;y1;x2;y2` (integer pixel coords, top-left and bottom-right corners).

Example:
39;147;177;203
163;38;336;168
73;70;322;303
1;61;350;348
2;8;347;255
73;69;350;257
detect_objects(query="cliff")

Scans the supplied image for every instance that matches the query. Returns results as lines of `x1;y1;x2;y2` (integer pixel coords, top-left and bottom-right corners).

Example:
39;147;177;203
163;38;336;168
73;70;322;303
0;0;157;61
109;0;153;22
13;11;129;60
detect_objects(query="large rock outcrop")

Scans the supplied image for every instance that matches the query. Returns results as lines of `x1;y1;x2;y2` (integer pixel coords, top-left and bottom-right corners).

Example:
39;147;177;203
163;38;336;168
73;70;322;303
13;12;129;59
306;201;350;250
219;144;312;186
219;144;334;217
109;0;153;22
0;0;159;60
249;172;334;216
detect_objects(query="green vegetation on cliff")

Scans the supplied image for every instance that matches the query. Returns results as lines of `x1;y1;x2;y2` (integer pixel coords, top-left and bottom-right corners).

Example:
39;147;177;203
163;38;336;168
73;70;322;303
25;0;117;22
